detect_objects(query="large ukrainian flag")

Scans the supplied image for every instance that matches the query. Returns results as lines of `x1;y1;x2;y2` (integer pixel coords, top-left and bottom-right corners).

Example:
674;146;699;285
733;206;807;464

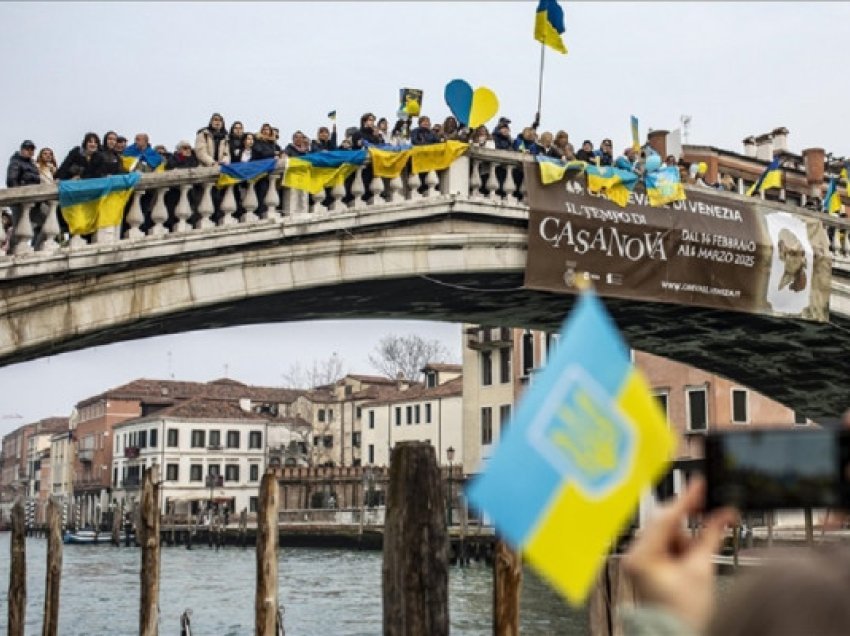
217;158;278;188
585;164;639;207
746;158;783;196
368;145;413;179
534;0;567;54
410;141;468;174
535;155;586;185
645;165;686;207
282;150;367;195
468;291;674;605
58;173;141;235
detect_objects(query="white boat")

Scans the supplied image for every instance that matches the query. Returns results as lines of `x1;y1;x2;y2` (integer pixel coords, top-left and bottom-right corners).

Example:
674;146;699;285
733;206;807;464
63;529;133;544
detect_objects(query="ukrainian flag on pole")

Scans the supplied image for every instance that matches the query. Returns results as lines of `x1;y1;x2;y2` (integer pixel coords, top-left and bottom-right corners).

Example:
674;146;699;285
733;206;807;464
824;176;842;215
468;291;675;605
58;172;141;235
534;0;567;54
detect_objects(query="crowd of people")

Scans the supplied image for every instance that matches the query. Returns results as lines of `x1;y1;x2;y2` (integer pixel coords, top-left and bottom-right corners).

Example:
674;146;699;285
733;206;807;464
2;110;743;252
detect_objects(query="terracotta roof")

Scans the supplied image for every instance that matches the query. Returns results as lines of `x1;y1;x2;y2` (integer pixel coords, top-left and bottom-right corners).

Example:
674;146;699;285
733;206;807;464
114;397;282;427
76;378;305;409
34;417;70;434
367;376;463;406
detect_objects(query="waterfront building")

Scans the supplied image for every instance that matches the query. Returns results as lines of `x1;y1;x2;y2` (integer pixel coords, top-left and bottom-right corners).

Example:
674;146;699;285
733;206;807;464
111;396;309;516
361;364;463;468
0;417;68;525
69;378;305;527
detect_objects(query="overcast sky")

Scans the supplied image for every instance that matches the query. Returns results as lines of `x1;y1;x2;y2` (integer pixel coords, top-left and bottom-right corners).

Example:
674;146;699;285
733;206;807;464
1;1;847;435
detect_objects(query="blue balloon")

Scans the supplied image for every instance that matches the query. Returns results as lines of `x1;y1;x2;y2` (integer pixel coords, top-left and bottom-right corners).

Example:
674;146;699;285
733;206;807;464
645;153;662;173
444;79;473;126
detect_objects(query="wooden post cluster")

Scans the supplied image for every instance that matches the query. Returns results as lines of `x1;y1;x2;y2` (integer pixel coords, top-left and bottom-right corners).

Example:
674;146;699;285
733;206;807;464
255;471;279;636
382;442;448;636
588;556;636;636
139;466;161;636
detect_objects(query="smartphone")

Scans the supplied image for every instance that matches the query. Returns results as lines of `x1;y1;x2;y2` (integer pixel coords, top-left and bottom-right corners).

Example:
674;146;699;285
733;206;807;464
704;428;850;511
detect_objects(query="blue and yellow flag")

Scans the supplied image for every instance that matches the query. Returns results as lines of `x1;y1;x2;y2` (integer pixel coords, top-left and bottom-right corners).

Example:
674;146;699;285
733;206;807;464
468;291;675;605
368;144;413;179
747;158;782;196
410;140;468;174
217;158;278;188
645;165;686;207
534;0;567;54
824;177;842;215
122;144;165;173
58;173;141;235
585;164;639;207
282;150;367;195
535;155;586;185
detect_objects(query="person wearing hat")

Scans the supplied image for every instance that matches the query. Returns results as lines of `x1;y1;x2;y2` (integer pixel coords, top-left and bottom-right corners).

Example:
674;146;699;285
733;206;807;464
6;140;41;188
492;118;513;151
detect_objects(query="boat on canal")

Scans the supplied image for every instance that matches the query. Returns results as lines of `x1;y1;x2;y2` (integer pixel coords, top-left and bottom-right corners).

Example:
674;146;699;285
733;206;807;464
63;529;133;544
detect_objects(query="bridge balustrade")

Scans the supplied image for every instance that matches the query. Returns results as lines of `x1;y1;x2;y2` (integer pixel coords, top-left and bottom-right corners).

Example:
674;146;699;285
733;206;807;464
1;148;849;268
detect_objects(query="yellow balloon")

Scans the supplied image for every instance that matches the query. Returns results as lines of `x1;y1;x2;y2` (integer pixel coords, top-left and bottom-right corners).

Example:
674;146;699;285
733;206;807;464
468;87;499;129
405;98;421;117
698;161;708;175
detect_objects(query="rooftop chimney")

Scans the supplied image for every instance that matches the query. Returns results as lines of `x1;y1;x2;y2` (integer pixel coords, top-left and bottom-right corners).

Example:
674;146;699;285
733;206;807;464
239;398;252;412
742;136;757;158
771;127;789;153
802;148;825;195
755;134;774;162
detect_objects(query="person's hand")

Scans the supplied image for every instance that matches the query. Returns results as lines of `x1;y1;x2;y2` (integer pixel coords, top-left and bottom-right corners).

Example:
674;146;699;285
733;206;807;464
623;477;737;633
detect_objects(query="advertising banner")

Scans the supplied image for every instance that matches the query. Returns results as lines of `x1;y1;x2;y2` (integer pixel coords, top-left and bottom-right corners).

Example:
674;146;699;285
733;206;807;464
524;164;832;322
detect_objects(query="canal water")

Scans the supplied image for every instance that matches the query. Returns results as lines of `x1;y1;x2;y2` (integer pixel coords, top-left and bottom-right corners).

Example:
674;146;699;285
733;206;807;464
0;533;587;635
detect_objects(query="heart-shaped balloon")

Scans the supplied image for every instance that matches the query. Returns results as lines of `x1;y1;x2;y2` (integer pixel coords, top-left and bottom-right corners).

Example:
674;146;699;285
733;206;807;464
444;80;500;129
444;79;473;126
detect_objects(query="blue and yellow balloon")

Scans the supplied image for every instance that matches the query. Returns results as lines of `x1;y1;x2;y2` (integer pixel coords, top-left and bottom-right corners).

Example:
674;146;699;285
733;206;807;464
444;79;499;129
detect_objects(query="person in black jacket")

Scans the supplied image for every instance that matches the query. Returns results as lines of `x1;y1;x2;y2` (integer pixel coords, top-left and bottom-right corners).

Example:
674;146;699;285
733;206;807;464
164;141;201;228
311;125;337;152
56;133;102;181
229;121;245;163
253;123;280;214
284;131;311;157
99;131;128;177
351;113;382;149
410;116;442;146
6;140;41;187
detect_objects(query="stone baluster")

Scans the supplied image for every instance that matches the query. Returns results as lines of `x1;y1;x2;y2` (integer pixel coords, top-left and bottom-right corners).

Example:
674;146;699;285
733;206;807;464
470;160;482;198
350;167;367;210
482;163;496;200
843;228;850;256
195;183;216;230
125;191;145;239
328;182;347;212
38;201;61;253
832;225;842;253
173;184;193;233
241;182;259;224
0;211;6;254
407;170;422;201
369;176;385;205
12;203;35;255
387;175;404;204
264;175;281;221
423;171;439;198
148;187;169;236
218;185;238;226
284;188;309;218
737;178;745;196
502;164;517;200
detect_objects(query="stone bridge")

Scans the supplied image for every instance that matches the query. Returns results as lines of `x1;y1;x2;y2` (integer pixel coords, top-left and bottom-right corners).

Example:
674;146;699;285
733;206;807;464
1;148;849;419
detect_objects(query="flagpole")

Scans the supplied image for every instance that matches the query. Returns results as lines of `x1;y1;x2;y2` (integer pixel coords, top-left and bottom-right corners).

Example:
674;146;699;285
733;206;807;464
536;42;546;119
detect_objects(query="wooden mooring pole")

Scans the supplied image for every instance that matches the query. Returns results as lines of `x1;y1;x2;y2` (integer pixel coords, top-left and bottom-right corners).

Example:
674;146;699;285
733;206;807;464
42;497;63;636
493;538;522;636
8;498;26;636
139;466;161;636
382;442;448;636
589;555;637;636
255;471;279;636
